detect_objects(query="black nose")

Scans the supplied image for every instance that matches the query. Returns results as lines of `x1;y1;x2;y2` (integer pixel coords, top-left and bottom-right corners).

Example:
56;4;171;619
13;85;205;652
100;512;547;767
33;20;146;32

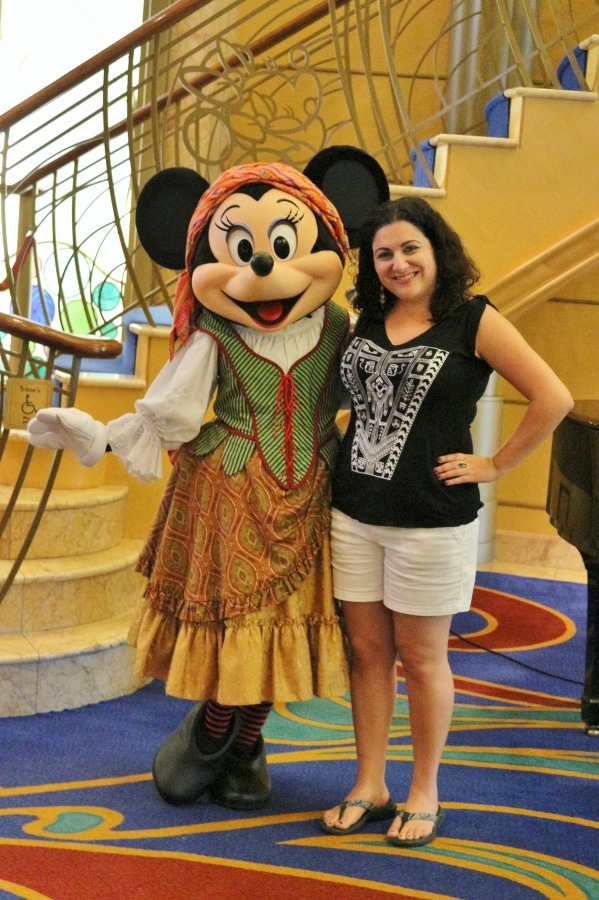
251;252;274;277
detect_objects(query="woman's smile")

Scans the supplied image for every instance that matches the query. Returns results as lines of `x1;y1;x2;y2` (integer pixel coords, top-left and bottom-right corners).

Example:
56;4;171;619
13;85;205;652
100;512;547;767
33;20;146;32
373;220;437;306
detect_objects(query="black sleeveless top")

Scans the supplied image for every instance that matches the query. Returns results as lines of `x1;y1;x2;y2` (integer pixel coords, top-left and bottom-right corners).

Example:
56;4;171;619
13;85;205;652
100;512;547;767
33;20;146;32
332;295;493;528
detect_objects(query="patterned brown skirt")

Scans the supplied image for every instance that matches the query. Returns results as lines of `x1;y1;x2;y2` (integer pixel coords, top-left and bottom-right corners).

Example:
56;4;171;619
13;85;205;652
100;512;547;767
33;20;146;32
129;441;349;705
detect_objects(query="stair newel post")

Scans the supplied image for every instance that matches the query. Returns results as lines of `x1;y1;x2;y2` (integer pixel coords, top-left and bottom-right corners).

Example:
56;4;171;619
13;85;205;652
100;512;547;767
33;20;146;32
472;371;504;564
11;188;35;371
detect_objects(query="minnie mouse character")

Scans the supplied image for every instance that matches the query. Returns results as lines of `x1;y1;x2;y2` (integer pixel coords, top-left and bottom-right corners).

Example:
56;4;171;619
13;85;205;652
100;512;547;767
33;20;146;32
27;148;389;810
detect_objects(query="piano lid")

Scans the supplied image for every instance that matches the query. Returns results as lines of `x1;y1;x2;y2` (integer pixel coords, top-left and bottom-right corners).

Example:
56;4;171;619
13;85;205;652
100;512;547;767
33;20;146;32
547;400;599;558
564;400;599;430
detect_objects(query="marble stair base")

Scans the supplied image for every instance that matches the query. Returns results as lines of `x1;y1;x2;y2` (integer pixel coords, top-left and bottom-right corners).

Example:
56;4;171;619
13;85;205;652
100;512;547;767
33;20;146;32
0;483;149;717
0;611;145;716
0;484;128;559
484;528;586;581
0;540;146;633
495;528;585;569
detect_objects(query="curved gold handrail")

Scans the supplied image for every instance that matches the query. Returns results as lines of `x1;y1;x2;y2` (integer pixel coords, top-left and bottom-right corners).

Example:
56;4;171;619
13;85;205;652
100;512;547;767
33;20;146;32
0;311;122;359
0;0;211;130
2;0;352;195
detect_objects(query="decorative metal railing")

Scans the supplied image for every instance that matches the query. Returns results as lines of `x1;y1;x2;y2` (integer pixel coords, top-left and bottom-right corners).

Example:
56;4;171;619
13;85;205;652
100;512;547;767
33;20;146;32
1;0;598;342
0;312;121;601
0;0;598;589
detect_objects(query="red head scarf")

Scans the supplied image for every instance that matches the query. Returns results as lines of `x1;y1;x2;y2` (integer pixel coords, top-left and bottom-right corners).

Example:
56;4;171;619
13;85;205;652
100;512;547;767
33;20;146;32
169;161;349;357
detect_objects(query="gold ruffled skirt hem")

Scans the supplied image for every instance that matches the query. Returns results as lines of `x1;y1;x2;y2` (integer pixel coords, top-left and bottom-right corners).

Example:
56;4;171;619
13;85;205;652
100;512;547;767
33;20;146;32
128;536;350;705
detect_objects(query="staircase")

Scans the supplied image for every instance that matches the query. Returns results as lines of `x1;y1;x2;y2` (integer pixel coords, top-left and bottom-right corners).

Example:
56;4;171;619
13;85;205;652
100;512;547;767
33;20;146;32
396;35;599;311
0;449;147;716
0;322;175;717
0;314;172;717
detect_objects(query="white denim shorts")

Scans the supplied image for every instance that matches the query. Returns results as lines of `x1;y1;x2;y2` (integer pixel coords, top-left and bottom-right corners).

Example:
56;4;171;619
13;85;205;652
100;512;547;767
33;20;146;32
330;508;479;616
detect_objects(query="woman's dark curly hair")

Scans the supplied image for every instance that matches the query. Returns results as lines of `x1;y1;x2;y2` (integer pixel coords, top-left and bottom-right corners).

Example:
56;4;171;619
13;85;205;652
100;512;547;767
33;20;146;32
352;197;480;324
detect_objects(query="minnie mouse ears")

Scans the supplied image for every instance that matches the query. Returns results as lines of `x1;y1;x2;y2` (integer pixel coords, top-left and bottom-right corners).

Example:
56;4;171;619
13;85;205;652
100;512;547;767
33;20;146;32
135;167;209;269
136;147;389;268
303;146;390;247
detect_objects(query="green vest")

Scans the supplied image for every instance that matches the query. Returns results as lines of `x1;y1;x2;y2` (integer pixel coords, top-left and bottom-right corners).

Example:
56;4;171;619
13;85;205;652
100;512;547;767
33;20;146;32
195;302;348;490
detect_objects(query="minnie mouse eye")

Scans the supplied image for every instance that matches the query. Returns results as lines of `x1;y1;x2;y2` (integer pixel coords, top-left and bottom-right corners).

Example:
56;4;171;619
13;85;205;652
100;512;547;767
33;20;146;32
270;221;297;260
228;226;254;265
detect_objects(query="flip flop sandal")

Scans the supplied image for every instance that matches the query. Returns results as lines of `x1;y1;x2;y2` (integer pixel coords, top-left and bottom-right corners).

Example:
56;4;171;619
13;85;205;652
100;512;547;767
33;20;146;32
386;806;445;848
320;798;397;835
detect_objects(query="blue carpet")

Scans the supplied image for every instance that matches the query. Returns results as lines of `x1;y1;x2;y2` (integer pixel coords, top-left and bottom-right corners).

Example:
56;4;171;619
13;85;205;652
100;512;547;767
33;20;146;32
0;572;598;899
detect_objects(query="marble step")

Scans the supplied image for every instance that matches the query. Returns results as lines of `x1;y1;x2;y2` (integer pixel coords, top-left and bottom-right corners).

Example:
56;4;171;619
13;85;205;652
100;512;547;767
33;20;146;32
0;610;148;716
0;484;128;560
0;539;145;635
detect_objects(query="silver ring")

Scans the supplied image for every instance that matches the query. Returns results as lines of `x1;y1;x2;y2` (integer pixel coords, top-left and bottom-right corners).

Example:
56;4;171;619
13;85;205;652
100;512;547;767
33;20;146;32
457;462;467;469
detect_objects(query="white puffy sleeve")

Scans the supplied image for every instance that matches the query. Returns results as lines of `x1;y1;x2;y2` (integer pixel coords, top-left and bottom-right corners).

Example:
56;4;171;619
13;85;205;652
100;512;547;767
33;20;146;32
105;330;218;481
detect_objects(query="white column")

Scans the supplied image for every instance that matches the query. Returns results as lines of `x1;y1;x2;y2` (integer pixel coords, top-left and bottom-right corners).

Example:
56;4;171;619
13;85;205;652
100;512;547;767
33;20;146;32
472;371;504;563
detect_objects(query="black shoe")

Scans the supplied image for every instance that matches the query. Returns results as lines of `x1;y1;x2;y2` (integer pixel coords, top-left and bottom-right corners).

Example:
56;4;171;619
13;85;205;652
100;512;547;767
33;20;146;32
208;735;272;810
152;702;240;806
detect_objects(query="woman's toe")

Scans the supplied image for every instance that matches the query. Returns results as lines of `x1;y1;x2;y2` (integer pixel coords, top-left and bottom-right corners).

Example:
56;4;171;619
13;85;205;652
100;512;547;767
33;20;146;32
322;806;341;828
386;813;404;839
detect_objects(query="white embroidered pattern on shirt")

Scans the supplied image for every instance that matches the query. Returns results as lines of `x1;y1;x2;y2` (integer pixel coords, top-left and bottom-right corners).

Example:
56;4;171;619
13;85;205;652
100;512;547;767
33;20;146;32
341;339;448;479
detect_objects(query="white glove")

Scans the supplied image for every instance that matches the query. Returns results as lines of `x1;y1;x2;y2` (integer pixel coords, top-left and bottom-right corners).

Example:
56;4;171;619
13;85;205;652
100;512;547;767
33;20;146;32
27;407;108;467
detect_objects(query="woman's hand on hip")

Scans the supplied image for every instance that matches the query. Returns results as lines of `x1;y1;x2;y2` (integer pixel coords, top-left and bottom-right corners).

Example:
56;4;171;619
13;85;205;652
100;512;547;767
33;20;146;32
434;454;500;485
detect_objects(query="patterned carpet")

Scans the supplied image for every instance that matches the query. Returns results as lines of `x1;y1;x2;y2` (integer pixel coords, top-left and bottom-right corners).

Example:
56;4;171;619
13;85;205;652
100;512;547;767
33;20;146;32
0;571;598;899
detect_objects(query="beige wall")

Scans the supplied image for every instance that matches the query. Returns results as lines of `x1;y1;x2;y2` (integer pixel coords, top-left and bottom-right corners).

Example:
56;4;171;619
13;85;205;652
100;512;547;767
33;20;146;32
495;284;599;535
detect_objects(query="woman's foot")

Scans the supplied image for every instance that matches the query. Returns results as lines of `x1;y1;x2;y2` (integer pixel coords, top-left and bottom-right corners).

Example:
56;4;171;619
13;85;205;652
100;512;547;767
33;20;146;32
386;806;445;847
386;785;443;845
321;791;395;833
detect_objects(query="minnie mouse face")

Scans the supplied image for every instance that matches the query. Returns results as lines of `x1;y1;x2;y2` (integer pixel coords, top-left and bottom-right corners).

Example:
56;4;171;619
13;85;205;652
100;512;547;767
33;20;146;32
190;186;343;331
134;150;390;347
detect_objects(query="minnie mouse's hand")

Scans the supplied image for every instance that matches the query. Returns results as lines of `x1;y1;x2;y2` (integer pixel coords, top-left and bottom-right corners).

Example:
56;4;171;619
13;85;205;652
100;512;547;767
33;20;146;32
434;453;500;485
27;408;108;467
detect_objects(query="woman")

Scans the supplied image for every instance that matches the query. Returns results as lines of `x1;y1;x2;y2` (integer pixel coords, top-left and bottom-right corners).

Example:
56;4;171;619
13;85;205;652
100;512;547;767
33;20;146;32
321;197;573;847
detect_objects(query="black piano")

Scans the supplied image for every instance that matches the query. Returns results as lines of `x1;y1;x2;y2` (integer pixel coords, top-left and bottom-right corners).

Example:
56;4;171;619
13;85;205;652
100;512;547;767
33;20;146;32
547;400;599;735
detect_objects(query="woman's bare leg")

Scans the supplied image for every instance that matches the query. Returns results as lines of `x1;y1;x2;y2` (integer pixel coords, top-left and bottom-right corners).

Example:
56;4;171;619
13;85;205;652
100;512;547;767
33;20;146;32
387;612;454;842
322;600;398;830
